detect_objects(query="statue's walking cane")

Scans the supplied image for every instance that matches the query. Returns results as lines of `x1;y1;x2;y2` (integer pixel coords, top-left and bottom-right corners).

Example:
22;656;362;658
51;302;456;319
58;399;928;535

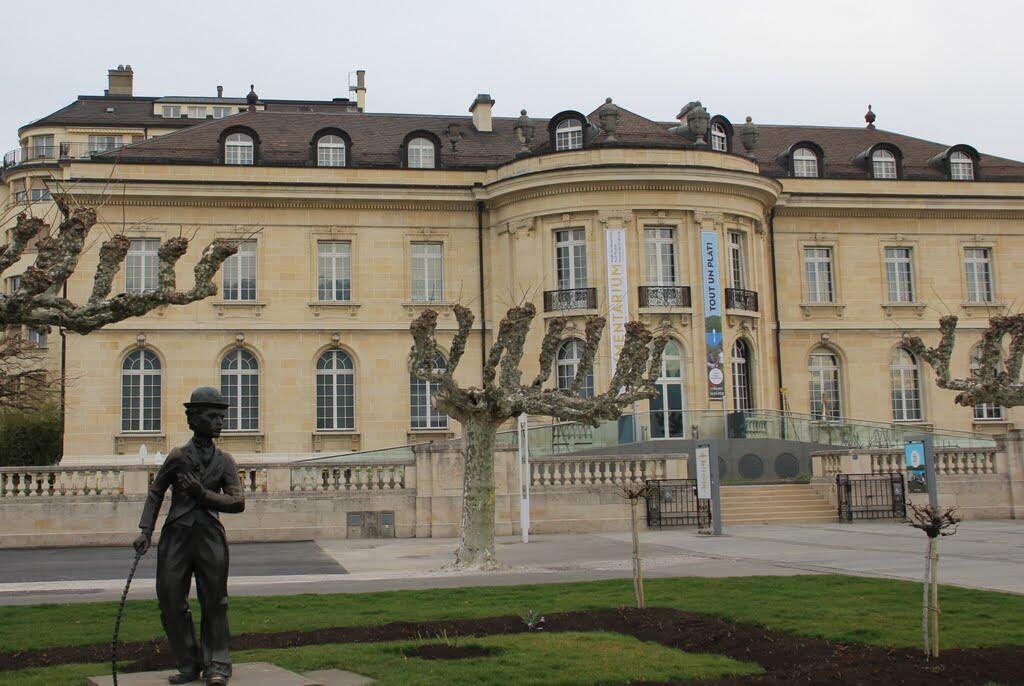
112;548;144;686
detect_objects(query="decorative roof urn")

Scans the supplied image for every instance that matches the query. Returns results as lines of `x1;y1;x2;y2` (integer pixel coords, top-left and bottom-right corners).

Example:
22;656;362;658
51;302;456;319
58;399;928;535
513;109;535;153
687;102;710;147
597;97;619;143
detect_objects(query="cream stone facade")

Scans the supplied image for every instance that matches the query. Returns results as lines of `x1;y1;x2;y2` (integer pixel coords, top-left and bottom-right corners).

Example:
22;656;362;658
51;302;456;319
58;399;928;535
4;68;1024;462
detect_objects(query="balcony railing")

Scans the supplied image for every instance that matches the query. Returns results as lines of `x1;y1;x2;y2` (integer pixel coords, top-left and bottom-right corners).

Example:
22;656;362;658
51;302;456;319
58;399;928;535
543;287;598;312
638;285;691;308
725;287;759;312
3;142;124;169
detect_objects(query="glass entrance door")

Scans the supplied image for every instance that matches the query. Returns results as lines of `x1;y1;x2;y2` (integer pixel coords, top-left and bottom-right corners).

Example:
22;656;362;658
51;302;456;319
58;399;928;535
650;340;685;438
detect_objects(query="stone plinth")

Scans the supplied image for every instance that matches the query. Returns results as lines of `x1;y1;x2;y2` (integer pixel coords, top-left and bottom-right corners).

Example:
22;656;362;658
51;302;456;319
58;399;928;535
87;662;374;686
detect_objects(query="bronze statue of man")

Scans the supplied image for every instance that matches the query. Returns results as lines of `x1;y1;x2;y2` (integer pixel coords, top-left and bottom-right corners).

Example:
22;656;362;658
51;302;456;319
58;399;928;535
133;387;245;686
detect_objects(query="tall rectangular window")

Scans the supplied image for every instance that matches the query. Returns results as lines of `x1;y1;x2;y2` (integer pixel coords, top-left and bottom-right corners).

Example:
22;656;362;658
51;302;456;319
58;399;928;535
222;240;257;301
644;227;677;286
728;231;747;290
555;229;587;290
162;105;181;118
30;134;54;158
317;241;352;301
804;247;834;303
29;179;51;202
213;106;233;119
88;135;123;153
125;239;160;294
411;242;443;302
885;247;915;303
965;247;994;303
187;106;206;119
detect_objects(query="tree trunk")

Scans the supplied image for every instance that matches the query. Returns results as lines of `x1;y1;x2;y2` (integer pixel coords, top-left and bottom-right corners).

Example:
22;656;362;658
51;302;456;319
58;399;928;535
930;538;940;658
455;416;498;569
630;496;645;608
922;540;931;657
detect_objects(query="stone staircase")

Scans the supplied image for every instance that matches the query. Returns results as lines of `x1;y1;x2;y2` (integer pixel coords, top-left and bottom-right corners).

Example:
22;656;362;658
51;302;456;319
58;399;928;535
719;483;836;525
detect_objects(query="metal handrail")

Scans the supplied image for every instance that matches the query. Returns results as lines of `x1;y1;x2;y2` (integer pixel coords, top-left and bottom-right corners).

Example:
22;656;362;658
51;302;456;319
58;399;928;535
725;287;759;311
543;287;598;312
639;285;691;308
3;142;127;169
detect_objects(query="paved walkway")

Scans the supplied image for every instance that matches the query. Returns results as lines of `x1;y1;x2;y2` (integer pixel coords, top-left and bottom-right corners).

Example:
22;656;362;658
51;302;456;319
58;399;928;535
0;520;1020;605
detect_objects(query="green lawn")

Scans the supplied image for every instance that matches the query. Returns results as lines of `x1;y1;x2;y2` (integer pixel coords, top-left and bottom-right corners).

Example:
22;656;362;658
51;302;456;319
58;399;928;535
1;575;1022;685
0;633;763;686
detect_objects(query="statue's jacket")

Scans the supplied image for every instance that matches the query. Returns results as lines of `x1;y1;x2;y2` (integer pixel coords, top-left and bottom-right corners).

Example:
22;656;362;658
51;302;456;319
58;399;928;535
139;440;245;534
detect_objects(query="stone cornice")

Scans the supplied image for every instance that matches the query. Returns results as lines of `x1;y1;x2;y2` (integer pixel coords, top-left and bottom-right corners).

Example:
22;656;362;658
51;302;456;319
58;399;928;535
777;192;1024;219
777;206;1024;220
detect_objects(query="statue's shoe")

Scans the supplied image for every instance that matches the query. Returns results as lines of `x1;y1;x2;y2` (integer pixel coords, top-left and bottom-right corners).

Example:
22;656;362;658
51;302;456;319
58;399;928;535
205;675;228;686
167;671;201;684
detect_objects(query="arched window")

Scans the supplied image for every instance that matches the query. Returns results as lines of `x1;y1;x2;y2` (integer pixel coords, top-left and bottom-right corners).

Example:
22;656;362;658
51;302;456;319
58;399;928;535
316;349;355;430
220;349;259;431
890;348;922;421
555;118;583;151
970;345;1004;421
407;137;436;169
950;150;974;180
872;148;897;179
121;349;161;432
317;135;346;167
556;338;593;398
651;340;685;438
410;352;448;429
793;147;819;178
224;132;254;165
710;122;728;152
731;339;753;411
808;348;842;420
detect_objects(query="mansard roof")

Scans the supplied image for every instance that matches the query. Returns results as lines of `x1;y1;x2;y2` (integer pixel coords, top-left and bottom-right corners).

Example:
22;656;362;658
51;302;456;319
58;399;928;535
87;99;1024;180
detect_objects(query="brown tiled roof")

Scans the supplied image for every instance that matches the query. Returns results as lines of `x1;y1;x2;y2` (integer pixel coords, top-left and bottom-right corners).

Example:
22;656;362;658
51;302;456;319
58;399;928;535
21;96;358;134
92;101;1024;180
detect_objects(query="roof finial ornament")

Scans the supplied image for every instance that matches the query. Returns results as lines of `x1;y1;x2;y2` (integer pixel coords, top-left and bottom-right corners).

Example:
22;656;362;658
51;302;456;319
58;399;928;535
741;116;759;158
865;104;876;129
513;109;535;154
597;97;619;143
247;84;259;112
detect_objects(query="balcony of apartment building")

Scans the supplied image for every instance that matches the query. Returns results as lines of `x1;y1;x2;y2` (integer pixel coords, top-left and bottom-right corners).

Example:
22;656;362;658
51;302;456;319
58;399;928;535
3;141;124;171
542;287;598;313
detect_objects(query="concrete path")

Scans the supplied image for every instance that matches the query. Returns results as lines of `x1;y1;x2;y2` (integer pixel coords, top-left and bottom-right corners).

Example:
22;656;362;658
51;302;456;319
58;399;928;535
0;520;1020;605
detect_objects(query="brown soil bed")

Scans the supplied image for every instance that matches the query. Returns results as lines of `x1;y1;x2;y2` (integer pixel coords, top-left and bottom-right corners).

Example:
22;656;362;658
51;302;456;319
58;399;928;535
1;608;1021;685
400;643;503;660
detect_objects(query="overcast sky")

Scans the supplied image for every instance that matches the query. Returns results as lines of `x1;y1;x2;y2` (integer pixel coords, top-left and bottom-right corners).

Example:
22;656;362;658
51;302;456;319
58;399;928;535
4;0;1022;161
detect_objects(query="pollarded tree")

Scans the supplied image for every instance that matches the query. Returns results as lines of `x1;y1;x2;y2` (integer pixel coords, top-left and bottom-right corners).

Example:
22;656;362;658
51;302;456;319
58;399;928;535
903;314;1024;407
0;204;239;334
410;302;667;568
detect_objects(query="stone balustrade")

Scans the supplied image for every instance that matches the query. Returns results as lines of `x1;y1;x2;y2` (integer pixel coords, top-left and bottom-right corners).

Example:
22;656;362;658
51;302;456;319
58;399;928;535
530;456;668;487
0;467;126;497
290;464;408;492
869;449;997;476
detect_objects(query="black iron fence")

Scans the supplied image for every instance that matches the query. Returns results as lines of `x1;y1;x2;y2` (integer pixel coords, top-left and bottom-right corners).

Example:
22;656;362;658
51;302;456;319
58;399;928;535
725;287;759;312
639;285;691;308
543;287;598;312
645;478;711;528
837;473;906;522
3;142;124;169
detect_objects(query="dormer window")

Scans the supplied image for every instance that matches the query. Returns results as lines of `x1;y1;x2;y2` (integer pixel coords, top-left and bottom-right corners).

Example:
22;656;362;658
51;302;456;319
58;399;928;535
213;106;232;119
793;147;819;178
161;105;180;118
408;137;436;169
317;135;347;167
950;150;974;180
225;132;254;165
710;122;728;152
872;149;897;179
187;106;206;119
555;119;583;151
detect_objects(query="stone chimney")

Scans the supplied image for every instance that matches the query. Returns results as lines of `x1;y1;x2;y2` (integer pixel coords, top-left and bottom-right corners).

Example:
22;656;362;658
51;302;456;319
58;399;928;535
469;93;495;133
350;70;367;111
217;85;224;98
105;65;134;96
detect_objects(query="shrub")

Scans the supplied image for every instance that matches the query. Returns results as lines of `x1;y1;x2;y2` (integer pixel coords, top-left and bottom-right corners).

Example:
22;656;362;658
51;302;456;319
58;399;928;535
0;405;61;466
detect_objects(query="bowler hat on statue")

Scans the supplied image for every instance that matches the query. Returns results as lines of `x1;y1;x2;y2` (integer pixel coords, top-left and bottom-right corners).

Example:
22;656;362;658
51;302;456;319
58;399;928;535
183;386;230;409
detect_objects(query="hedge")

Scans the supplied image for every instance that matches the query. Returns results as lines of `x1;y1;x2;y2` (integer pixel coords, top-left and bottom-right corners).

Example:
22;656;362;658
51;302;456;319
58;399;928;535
0;406;61;466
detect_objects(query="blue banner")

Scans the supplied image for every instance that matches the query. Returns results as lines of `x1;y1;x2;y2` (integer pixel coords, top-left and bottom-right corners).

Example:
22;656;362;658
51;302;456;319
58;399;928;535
700;231;725;401
905;440;927;493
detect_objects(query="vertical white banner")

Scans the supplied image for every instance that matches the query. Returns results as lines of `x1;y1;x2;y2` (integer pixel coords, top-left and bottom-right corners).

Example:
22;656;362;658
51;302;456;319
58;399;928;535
605;228;629;375
518;413;530;543
695;445;711;499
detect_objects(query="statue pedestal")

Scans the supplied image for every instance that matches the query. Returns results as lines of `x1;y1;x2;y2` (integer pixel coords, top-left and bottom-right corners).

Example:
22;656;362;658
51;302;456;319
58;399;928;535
87;662;374;686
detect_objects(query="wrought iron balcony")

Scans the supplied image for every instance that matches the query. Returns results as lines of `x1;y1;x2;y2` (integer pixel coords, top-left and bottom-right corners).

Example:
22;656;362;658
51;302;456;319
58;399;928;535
638;285;691;308
543;287;598;312
725;287;759;312
3;142;124;169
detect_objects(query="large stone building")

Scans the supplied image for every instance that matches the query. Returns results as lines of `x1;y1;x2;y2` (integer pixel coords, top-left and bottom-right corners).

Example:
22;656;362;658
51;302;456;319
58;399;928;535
4;66;1024;462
